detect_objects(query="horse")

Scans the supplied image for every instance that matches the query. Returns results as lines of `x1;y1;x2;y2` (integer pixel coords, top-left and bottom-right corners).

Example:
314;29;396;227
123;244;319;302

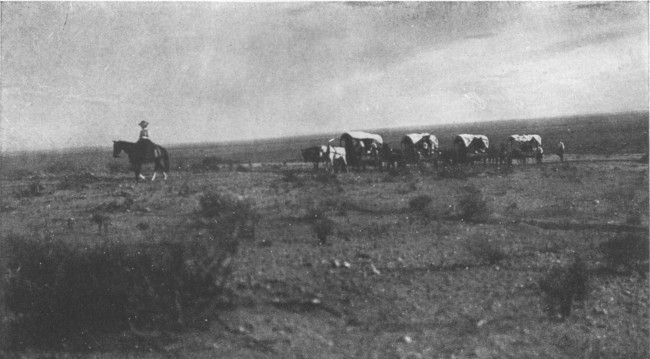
439;148;456;166
319;145;347;173
487;143;508;166
302;146;323;169
112;140;169;182
380;143;405;170
350;144;381;171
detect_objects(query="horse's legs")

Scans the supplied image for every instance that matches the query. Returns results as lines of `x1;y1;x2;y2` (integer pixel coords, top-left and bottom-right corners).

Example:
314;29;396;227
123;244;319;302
152;160;160;181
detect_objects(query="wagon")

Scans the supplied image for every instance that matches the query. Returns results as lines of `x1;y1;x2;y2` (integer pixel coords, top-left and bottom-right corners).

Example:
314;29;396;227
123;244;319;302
453;134;489;164
507;134;543;164
340;131;383;169
401;133;439;166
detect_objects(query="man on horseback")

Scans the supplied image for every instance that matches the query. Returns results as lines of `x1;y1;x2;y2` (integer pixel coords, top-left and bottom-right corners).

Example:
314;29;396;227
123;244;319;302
136;121;159;162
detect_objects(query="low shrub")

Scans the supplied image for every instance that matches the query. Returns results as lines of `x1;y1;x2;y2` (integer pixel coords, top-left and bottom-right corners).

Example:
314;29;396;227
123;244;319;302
235;164;250;172
190;156;228;173
56;173;101;191
313;217;335;245
600;233;649;275
2;231;237;350
14;180;45;198
539;257;589;319
465;236;506;266
409;195;433;212
458;185;489;222
312;172;339;185
198;191;258;240
282;170;303;185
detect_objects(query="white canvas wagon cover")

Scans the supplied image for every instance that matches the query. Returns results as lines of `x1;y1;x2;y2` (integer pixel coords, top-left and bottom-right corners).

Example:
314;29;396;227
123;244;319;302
402;133;439;149
454;134;489;149
340;131;384;144
509;134;542;146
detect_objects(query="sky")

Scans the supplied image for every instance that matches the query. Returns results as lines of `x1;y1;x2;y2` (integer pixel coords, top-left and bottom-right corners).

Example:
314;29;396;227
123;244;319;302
1;1;648;152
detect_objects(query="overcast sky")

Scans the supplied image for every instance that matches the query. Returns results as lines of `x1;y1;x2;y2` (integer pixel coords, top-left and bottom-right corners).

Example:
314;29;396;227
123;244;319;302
1;1;648;152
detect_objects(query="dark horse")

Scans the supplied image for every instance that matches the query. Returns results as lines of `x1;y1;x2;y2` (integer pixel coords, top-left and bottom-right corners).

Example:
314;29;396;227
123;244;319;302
113;140;169;182
301;146;323;169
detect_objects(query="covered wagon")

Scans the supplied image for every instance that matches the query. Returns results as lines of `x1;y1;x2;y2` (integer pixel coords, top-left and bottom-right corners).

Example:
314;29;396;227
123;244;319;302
453;134;489;164
507;134;543;164
340;131;383;169
401;133;439;166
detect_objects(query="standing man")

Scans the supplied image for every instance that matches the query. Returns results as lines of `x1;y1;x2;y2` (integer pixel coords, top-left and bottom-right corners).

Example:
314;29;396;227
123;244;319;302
557;141;565;162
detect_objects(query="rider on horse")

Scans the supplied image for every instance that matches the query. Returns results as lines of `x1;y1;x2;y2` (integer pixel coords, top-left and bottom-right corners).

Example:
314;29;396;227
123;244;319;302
136;121;158;161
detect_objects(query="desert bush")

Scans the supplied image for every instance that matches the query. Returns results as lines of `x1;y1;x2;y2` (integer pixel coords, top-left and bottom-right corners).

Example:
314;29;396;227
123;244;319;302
312;171;340;185
625;210;644;226
198;191;258;240
189;156;226;173
382;166;413;184
3;222;239;350
235;164;250;172
56;173;101;191
282;170;303;185
397;179;418;194
458;185;489;222
465;236;506;266
539;257;589;319
313;217;335;245
14;179;45;198
600;233;649;275
409;195;433;212
95;196;134;213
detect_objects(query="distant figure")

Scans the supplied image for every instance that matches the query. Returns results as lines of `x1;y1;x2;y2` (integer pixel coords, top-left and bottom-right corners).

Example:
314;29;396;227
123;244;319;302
557;141;565;162
536;146;544;163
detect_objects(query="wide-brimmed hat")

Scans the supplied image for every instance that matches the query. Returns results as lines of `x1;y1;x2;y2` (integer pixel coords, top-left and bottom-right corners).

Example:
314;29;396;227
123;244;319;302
138;120;149;127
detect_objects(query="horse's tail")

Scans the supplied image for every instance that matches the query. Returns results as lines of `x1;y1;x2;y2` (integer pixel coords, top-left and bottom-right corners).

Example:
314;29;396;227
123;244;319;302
160;147;170;172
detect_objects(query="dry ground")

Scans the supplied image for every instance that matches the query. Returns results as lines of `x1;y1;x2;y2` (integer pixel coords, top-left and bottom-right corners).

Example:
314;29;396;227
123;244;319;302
0;152;647;358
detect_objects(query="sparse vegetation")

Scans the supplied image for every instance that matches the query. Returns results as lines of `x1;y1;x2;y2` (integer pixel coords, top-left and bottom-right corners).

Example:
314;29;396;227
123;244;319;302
0;113;647;357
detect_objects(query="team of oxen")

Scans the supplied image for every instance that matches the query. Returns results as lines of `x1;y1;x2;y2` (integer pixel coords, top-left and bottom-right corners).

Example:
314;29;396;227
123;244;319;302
302;131;556;173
